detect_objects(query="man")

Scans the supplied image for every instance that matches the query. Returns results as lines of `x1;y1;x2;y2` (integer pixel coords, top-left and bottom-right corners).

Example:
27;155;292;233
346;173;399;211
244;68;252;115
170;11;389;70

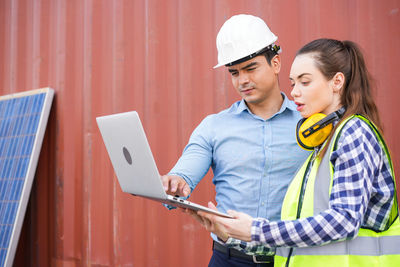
161;14;310;267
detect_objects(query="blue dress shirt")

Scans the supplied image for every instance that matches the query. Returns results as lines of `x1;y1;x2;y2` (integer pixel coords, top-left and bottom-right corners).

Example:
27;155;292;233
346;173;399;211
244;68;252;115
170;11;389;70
169;93;310;223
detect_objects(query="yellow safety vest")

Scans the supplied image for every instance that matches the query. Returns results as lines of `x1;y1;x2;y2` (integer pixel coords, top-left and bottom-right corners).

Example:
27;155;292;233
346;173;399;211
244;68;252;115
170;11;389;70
275;115;400;267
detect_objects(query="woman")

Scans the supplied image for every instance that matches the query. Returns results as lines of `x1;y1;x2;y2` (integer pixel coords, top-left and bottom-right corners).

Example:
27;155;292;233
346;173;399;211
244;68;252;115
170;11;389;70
192;38;400;266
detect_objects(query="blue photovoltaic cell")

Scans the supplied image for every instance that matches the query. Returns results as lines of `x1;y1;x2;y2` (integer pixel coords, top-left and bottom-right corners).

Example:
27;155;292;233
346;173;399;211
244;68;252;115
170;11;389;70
0;89;53;267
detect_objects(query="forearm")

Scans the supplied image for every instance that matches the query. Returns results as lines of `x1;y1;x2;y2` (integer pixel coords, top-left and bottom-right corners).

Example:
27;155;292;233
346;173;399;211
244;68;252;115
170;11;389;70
251;209;361;248
169;144;212;191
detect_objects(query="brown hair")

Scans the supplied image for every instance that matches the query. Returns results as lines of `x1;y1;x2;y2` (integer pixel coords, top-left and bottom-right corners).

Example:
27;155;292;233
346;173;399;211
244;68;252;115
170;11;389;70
261;47;280;66
296;38;382;156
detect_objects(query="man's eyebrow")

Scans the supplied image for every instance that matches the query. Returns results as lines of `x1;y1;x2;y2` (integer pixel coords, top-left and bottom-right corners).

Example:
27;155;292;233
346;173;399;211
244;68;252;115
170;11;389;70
228;68;237;73
241;62;258;70
228;62;259;73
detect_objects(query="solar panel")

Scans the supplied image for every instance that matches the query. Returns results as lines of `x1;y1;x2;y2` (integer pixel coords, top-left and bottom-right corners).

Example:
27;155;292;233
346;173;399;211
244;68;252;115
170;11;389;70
0;88;54;267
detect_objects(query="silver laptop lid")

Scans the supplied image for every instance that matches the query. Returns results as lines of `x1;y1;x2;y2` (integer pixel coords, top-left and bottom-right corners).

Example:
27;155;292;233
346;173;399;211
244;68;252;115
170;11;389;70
96;111;168;199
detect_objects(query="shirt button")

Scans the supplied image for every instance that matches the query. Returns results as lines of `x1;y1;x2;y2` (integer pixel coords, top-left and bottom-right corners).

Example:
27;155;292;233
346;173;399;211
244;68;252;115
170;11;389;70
261;202;265;206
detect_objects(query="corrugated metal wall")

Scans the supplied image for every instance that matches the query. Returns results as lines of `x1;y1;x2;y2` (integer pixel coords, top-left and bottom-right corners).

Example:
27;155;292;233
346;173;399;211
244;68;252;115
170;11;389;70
0;0;399;266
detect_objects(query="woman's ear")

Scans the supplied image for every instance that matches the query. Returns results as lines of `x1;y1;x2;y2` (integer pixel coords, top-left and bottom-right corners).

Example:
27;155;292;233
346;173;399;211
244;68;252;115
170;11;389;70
332;72;345;92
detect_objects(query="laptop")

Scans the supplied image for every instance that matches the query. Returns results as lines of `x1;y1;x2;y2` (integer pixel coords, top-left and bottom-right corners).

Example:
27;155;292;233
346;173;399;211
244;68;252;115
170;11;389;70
96;111;232;218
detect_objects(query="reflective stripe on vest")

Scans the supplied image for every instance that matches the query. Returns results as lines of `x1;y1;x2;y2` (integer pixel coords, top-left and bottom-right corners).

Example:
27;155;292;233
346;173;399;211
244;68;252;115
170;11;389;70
276;115;400;267
276;235;400;256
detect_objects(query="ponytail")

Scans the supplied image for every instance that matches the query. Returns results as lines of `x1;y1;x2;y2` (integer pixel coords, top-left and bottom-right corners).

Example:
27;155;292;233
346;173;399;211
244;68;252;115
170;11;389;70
342;41;382;130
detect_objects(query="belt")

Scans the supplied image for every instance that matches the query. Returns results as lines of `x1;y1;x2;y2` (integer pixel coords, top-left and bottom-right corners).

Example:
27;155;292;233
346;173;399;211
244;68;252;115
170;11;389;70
212;241;274;264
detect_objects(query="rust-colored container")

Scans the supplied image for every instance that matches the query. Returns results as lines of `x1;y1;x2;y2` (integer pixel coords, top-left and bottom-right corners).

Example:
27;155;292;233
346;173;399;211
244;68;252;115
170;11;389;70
0;0;399;266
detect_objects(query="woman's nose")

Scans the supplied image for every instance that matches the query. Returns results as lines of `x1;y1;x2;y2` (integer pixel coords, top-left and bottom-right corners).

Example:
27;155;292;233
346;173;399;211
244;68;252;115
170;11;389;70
290;84;300;98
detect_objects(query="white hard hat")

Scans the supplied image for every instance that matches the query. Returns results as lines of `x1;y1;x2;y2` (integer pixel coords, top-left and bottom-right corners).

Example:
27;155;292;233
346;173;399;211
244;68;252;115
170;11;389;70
214;14;279;68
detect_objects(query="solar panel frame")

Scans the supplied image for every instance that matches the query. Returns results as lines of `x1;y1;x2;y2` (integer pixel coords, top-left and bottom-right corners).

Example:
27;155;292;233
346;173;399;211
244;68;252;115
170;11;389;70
0;88;54;267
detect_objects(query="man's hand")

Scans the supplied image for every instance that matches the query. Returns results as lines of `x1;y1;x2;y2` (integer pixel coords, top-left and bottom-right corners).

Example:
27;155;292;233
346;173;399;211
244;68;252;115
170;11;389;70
161;175;191;197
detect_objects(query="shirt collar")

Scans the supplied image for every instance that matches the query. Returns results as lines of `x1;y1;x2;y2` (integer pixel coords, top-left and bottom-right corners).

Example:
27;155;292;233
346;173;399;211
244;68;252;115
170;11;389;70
280;92;298;112
234;92;297;115
235;99;249;114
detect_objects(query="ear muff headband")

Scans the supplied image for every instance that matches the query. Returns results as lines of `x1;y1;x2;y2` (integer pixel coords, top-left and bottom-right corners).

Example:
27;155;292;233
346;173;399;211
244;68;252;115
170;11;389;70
296;107;346;150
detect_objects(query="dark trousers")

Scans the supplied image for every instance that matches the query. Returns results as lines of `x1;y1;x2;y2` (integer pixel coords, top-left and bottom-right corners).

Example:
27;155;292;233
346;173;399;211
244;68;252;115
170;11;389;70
208;249;274;267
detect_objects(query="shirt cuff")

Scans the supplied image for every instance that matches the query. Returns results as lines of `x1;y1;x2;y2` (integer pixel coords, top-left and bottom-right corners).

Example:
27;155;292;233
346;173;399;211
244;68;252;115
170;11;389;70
251;217;269;244
162;203;177;210
225;236;276;256
224;237;236;245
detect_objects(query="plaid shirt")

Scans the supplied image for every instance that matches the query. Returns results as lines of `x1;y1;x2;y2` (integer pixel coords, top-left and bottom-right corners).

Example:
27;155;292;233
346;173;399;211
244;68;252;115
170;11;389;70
226;117;395;254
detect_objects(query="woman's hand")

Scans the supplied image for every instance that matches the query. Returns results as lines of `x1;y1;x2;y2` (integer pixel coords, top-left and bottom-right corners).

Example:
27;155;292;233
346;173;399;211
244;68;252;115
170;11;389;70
195;202;253;242
184;207;230;241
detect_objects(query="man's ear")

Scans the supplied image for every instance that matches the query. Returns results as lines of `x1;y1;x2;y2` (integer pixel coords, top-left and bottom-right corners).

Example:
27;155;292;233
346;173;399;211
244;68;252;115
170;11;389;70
271;55;281;74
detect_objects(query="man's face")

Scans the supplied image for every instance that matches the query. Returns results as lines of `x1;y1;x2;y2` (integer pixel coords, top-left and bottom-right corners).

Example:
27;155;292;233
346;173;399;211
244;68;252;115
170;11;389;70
227;55;280;106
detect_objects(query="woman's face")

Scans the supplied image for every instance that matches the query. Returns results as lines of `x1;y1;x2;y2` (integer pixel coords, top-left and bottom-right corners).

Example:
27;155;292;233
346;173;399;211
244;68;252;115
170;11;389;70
289;54;341;118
